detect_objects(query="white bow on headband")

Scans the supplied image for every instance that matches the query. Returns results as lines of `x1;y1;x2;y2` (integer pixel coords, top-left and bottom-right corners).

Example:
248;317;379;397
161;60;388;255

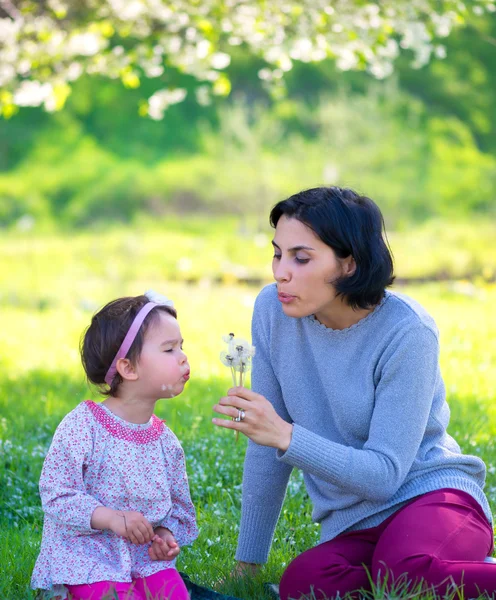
144;289;174;308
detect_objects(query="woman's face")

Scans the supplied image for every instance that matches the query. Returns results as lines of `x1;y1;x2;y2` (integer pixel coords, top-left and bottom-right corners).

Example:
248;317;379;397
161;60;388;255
272;215;354;319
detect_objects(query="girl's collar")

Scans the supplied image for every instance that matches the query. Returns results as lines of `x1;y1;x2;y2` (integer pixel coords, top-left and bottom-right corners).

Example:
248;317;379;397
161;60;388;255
84;400;164;444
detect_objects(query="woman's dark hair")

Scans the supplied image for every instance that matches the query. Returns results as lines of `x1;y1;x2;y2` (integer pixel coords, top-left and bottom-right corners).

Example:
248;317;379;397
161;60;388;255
269;186;394;310
80;295;177;396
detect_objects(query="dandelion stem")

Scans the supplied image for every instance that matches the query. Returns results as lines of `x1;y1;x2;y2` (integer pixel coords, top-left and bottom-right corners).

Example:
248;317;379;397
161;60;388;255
235;364;245;443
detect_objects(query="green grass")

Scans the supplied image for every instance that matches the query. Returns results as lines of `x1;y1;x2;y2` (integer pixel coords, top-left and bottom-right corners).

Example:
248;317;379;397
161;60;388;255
1;224;495;599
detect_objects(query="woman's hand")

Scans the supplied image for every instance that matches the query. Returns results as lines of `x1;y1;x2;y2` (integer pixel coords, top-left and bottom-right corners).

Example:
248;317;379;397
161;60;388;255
214;561;261;588
234;561;261;577
212;386;293;451
148;527;180;561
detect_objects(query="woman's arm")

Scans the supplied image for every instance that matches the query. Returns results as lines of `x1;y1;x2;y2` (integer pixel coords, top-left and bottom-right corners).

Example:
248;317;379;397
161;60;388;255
226;290;294;565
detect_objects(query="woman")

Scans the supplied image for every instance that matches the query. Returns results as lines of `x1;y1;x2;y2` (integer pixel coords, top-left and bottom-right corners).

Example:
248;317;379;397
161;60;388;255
212;186;495;599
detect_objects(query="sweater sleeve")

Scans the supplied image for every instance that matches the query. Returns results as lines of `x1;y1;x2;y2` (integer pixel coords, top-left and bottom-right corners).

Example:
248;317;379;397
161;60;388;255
235;291;294;564
39;405;103;534
161;433;199;547
277;323;440;503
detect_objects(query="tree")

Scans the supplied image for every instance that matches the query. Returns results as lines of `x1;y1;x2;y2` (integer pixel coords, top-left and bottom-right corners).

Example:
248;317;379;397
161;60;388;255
0;0;493;118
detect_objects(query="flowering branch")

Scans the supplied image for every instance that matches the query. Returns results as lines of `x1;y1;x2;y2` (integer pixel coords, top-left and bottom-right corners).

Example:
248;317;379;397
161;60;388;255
1;0;492;118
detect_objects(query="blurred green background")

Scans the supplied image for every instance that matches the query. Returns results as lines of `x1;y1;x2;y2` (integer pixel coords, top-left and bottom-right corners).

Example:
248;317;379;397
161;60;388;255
2;7;496;281
1;7;495;237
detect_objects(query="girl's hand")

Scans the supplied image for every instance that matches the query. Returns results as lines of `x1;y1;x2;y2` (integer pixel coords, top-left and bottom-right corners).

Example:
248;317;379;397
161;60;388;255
212;386;293;450
109;510;155;545
148;527;180;561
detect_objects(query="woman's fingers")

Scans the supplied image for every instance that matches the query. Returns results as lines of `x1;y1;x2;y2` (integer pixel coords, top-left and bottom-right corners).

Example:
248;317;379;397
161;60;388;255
212;403;247;420
218;395;251;409
228;386;261;401
212;416;245;430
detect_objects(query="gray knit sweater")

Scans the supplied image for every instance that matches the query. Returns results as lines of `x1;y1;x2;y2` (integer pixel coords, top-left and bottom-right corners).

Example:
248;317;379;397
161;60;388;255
235;284;491;564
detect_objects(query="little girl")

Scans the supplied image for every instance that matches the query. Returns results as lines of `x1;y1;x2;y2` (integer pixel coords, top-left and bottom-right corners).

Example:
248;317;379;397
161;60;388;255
31;290;198;600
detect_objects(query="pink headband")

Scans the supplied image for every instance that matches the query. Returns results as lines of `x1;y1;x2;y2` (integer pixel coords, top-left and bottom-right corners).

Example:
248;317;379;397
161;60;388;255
104;302;158;386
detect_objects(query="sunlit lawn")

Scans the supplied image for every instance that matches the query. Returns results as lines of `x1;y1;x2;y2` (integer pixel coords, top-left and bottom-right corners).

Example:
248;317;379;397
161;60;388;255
1;224;495;599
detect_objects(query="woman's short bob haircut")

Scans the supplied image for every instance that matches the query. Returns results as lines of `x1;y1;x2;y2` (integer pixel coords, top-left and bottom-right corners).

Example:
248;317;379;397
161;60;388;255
269;186;395;310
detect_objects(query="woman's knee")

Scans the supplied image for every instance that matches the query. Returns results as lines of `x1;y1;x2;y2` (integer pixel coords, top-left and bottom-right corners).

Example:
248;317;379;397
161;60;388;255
280;552;362;600
371;552;434;591
280;555;314;600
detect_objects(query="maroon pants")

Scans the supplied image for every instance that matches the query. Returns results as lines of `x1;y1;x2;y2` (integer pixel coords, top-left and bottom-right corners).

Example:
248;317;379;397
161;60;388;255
280;489;495;599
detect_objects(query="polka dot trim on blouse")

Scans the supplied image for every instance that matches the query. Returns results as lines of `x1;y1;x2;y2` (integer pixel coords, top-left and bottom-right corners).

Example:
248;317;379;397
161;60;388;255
84;400;165;444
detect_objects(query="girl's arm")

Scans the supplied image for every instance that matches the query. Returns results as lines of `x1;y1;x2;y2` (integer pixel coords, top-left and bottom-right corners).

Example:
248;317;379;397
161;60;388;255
161;439;198;547
39;407;104;534
41;407;155;543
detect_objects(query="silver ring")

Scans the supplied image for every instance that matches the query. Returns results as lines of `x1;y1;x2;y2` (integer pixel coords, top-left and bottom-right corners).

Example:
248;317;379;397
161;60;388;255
232;409;245;422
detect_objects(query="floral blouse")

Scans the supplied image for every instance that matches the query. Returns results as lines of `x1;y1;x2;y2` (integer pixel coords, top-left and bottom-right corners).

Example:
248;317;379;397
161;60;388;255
31;401;198;597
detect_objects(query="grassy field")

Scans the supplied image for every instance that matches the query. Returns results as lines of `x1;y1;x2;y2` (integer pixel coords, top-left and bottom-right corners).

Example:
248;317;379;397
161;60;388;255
1;223;496;600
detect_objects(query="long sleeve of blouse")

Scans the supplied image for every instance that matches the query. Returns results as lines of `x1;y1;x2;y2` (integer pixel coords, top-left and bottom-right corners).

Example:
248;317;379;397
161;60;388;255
39;408;103;534
160;433;198;547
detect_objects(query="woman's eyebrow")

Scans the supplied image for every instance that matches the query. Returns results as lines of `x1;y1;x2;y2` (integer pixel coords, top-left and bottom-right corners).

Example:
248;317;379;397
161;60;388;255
271;240;316;252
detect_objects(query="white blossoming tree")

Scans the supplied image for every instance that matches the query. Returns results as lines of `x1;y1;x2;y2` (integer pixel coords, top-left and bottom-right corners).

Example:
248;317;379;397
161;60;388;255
0;0;493;119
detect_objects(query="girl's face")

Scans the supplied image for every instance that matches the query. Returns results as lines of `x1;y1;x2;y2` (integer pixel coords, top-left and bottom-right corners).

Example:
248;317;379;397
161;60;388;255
272;215;354;321
135;311;190;399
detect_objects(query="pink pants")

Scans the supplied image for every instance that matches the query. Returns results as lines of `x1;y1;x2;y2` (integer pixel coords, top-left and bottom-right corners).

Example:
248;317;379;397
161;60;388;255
280;489;496;600
66;568;189;600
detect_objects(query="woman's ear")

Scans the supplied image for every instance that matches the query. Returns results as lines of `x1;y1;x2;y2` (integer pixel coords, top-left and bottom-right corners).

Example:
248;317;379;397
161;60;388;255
342;255;357;278
116;358;139;381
